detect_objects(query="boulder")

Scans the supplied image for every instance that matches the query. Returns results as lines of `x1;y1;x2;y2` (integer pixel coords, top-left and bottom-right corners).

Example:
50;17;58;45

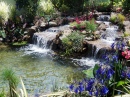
51;34;62;51
81;30;87;34
98;23;107;30
49;21;57;27
85;37;93;41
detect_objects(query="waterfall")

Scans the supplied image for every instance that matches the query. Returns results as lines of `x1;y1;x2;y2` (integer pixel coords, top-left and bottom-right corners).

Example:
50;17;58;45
94;47;100;58
33;34;48;49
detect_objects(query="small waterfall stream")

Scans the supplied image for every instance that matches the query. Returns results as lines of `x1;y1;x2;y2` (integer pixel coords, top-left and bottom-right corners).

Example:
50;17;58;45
28;21;120;68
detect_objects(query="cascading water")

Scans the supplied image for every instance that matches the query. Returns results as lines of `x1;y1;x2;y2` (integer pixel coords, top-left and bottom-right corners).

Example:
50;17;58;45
33;34;48;48
94;47;100;58
101;25;118;42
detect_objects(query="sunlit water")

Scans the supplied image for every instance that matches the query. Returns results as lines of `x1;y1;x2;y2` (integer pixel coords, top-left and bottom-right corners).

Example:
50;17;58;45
0;45;86;94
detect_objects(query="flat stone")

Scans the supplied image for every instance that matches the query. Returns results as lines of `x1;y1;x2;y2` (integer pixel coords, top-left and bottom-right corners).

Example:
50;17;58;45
85;37;93;41
34;32;57;41
86;39;112;49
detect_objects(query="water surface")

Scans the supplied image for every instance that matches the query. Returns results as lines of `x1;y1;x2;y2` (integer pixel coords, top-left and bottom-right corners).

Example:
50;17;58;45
0;45;85;94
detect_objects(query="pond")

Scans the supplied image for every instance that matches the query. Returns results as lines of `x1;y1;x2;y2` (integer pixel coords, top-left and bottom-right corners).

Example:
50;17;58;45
0;44;86;94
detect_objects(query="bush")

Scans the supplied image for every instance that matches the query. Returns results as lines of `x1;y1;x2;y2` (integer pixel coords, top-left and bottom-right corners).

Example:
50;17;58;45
37;0;55;16
50;0;85;14
62;31;84;56
110;13;125;24
0;1;11;22
123;0;130;13
86;19;97;33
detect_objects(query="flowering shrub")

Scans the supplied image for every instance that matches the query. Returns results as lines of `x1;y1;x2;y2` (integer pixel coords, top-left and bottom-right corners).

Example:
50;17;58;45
122;49;130;60
69;40;130;96
70;18;97;33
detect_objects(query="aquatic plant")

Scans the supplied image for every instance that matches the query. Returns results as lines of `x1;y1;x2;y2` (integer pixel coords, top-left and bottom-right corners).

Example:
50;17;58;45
0;89;6;97
1;68;19;97
13;77;28;97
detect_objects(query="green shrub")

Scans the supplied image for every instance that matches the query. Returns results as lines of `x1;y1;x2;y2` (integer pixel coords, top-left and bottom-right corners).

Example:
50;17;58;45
124;32;130;37
1;68;19;97
37;0;55;16
0;89;6;97
117;13;126;23
0;1;11;22
110;14;125;24
86;19;97;33
110;15;117;24
62;31;84;56
123;0;130;13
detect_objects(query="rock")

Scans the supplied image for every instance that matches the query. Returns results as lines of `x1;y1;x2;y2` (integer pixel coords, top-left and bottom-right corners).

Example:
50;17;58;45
81;30;87;34
85;37;93;41
51;34;62;51
94;31;100;35
98;23;107;30
0;38;3;42
49;21;57;27
40;22;46;27
27;28;36;43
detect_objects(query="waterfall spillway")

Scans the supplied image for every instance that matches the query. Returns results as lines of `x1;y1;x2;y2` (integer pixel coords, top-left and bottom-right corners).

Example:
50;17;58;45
33;34;48;48
33;32;57;49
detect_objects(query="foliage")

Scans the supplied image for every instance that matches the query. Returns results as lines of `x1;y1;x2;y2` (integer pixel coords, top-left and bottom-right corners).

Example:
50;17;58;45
12;41;27;46
122;0;130;13
96;2;111;12
69;40;130;96
0;89;6;97
117;14;126;23
62;31;84;56
70;19;97;33
0;1;11;23
15;0;40;23
109;14;117;24
0;14;27;43
86;19;97;33
1;68;19;97
13;77;28;97
37;0;55;16
110;13;125;25
50;0;85;14
123;32;130;37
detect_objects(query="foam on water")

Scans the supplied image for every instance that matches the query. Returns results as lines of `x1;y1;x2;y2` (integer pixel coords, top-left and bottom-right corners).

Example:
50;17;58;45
20;44;50;55
73;58;99;68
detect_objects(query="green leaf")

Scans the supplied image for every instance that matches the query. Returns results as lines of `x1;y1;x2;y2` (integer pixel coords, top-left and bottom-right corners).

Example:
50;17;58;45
0;30;6;38
117;80;129;87
93;64;100;77
83;68;94;78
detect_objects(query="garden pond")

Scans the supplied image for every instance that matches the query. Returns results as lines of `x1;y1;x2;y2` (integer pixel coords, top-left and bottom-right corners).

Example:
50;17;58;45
0;44;99;94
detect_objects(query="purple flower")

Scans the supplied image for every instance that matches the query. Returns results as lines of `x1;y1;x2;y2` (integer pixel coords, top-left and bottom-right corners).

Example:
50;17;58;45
74;87;79;93
96;65;114;80
121;68;130;79
107;68;114;79
111;43;115;49
69;84;74;91
100;86;109;95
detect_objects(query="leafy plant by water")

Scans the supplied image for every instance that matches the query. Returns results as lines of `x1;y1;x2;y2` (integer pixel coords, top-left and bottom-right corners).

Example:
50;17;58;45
62;31;84;56
1;68;19;97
